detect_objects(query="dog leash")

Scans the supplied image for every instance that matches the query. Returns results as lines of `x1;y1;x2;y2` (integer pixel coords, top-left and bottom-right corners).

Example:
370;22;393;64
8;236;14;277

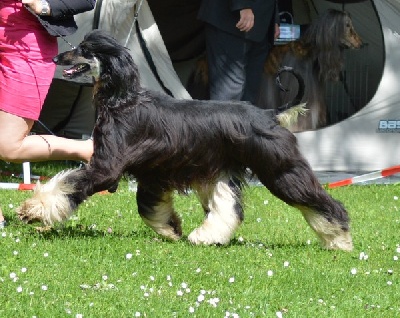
129;0;173;96
124;0;144;47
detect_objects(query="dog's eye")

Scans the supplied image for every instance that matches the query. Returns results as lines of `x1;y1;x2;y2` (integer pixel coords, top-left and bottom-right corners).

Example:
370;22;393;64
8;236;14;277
79;46;88;54
78;45;92;56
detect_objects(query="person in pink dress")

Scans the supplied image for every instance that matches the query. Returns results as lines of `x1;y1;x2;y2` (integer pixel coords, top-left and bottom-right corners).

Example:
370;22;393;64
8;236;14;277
0;0;96;228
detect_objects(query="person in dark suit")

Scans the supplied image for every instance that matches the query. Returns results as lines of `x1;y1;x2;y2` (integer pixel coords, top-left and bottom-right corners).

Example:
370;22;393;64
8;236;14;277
198;0;279;105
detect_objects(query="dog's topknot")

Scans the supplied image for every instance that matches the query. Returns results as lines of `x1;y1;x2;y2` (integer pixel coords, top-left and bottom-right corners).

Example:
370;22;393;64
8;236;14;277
83;30;126;56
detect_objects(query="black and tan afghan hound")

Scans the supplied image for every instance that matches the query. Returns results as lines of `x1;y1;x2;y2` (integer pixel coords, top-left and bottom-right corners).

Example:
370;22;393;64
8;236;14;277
17;30;353;251
258;9;363;132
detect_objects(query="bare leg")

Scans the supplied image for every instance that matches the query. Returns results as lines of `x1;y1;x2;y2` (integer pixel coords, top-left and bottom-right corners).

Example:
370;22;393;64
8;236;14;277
188;174;243;245
0;207;5;227
0;111;93;163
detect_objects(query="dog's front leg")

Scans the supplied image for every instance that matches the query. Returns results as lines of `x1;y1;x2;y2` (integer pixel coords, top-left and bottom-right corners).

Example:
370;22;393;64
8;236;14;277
17;165;119;226
136;185;182;241
17;168;83;225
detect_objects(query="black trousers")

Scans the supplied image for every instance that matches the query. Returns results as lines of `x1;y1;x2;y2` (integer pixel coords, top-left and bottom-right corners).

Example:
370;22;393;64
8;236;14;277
205;24;269;105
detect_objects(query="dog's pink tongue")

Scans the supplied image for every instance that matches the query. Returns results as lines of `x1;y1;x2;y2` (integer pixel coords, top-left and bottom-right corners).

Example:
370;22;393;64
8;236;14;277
63;68;74;76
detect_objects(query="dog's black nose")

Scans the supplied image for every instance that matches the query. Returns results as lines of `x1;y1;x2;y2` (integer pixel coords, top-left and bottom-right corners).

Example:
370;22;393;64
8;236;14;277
52;55;59;64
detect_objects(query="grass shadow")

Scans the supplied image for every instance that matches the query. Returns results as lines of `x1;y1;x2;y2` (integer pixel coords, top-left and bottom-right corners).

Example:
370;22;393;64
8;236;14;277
228;236;315;250
18;223;143;240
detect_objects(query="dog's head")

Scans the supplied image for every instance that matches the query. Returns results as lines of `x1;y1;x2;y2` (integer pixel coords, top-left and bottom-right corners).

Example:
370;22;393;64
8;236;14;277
302;9;362;50
53;30;136;84
341;12;363;49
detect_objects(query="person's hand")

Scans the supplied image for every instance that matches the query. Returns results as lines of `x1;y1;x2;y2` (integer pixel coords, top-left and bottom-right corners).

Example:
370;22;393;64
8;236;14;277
22;0;44;15
236;9;254;32
274;23;280;40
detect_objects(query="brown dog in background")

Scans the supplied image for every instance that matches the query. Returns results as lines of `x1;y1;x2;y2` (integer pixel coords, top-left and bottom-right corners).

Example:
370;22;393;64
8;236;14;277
258;9;362;132
187;9;362;132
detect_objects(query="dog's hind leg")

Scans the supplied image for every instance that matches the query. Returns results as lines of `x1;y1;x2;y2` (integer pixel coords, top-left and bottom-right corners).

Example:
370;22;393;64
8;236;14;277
136;185;182;241
255;159;353;251
188;174;243;245
294;204;353;251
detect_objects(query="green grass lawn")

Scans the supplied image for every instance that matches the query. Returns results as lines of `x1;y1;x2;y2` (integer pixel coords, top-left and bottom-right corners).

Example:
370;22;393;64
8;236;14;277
0;162;399;317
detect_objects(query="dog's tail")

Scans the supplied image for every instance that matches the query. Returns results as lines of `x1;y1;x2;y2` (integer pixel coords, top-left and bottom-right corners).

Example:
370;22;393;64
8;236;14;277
274;66;308;128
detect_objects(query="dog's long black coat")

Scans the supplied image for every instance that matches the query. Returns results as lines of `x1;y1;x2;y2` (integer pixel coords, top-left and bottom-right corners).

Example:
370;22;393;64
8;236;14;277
18;30;353;250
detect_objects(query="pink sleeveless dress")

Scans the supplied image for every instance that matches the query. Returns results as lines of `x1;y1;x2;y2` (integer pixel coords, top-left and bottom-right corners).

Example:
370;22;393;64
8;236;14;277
0;1;57;120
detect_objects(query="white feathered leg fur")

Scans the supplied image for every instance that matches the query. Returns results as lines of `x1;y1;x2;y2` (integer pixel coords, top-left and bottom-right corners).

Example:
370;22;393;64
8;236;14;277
188;175;242;245
16;169;78;225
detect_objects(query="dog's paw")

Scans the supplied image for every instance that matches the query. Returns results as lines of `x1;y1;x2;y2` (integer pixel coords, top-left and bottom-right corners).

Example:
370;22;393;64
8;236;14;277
142;212;182;241
16;194;73;226
188;226;231;245
16;199;45;224
144;218;182;241
320;231;354;252
154;226;182;241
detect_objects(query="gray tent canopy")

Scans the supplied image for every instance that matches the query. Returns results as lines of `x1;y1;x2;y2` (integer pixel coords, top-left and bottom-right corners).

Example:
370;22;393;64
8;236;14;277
35;0;400;172
294;0;400;171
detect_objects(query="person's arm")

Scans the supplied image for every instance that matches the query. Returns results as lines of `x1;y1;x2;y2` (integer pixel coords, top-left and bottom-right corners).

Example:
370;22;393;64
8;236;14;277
236;8;254;32
230;0;255;32
22;0;95;18
47;0;95;18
